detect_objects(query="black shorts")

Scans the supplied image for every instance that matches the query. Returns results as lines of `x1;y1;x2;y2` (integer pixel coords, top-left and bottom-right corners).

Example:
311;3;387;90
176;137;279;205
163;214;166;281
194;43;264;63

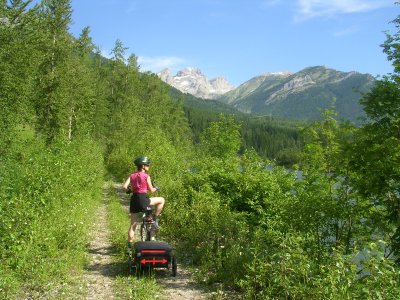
130;193;151;213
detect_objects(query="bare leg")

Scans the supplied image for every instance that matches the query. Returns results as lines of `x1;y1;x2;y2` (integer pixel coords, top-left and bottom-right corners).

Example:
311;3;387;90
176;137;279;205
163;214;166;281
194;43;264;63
128;213;139;243
149;196;165;216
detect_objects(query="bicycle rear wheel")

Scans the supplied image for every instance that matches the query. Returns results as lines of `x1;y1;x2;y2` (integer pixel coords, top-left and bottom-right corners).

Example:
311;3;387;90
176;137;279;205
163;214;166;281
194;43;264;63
140;223;152;241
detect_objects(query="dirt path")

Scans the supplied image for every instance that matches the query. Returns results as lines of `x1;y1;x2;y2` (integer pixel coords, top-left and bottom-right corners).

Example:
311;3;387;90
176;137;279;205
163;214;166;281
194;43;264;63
156;268;209;300
84;189;117;300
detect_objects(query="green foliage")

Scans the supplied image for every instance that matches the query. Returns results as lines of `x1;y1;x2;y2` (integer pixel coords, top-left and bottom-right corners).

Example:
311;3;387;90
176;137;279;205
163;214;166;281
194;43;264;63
162;118;295;289
239;233;316;299
184;105;304;164
161;107;400;298
239;236;400;299
382;10;400;75
198;114;241;161
34;0;75;142
114;276;161;300
0;134;104;298
162;183;251;285
347;12;400;259
0;1;39;155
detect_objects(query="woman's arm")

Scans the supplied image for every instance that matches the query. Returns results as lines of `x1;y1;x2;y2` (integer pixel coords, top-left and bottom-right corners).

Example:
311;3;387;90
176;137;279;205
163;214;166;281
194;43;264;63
123;177;130;191
147;176;157;193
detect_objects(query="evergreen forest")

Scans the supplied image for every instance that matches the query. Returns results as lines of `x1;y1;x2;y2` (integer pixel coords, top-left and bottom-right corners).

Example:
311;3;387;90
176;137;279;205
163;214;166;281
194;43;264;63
1;1;400;299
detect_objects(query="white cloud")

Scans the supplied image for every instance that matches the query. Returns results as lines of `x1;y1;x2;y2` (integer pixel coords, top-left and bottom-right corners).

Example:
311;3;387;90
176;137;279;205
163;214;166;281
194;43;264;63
137;56;187;73
296;0;393;20
96;51;187;73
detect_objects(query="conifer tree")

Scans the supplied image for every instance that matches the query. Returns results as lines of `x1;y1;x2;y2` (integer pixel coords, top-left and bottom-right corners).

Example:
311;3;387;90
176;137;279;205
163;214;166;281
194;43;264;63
106;39;129;137
35;0;73;142
65;27;98;140
90;46;110;143
0;0;39;154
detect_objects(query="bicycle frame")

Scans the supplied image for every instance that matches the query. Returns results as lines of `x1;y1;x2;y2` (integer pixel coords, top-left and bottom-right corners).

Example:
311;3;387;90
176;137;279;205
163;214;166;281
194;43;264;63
140;206;155;241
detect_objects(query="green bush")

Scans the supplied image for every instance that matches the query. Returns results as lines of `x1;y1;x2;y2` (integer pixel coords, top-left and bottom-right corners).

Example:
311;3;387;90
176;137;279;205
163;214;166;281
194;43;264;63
0;136;104;298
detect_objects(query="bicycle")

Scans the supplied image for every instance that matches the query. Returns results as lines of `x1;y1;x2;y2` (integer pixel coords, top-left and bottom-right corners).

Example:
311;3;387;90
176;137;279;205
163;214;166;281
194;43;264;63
125;186;177;276
125;187;158;241
128;206;177;277
140;206;158;241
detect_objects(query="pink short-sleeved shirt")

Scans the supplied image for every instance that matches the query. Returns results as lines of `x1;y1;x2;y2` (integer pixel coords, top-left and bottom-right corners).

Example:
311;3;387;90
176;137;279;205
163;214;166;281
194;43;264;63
130;171;148;193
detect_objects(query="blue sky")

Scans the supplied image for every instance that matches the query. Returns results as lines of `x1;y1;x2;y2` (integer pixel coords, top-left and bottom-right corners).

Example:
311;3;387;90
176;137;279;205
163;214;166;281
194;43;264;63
68;0;398;86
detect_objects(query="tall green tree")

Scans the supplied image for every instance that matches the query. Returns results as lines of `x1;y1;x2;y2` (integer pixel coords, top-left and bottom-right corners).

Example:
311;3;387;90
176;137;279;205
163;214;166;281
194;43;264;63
90;46;111;143
349;12;400;258
106;39;130;141
65;26;98;140
294;108;371;257
35;0;73;142
0;0;39;155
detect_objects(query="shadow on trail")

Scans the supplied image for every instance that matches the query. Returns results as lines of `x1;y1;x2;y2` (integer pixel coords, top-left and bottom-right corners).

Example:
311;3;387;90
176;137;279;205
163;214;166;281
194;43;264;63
85;258;127;279
113;182;130;207
88;245;115;256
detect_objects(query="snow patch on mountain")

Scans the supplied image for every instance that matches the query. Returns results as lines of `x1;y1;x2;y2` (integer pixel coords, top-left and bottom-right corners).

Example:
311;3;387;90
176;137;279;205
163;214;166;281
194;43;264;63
158;67;235;99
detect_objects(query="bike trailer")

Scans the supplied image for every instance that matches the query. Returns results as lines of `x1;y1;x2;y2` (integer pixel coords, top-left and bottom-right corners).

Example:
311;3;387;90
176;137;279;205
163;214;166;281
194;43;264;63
130;241;177;276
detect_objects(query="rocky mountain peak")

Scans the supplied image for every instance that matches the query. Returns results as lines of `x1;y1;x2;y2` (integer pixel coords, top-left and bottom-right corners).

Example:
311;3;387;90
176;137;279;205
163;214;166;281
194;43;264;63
158;67;235;99
176;67;203;77
158;68;174;84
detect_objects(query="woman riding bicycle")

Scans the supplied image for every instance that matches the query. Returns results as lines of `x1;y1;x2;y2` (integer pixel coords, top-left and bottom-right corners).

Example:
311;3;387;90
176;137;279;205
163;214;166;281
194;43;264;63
123;156;165;248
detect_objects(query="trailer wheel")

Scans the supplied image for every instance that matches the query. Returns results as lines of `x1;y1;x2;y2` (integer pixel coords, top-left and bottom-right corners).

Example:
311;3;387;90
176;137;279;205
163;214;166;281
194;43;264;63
135;261;142;278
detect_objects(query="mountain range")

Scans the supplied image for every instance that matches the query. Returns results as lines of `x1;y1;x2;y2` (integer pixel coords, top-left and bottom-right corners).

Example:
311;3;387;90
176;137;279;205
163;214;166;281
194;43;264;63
158;66;376;122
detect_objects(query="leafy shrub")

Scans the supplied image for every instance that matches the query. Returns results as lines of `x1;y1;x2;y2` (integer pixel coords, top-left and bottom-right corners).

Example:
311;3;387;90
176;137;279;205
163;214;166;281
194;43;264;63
0;136;104;298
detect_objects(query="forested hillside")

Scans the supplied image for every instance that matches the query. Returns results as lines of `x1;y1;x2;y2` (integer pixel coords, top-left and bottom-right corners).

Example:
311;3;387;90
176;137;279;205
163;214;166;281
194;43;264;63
184;106;303;165
1;1;400;299
169;86;304;164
